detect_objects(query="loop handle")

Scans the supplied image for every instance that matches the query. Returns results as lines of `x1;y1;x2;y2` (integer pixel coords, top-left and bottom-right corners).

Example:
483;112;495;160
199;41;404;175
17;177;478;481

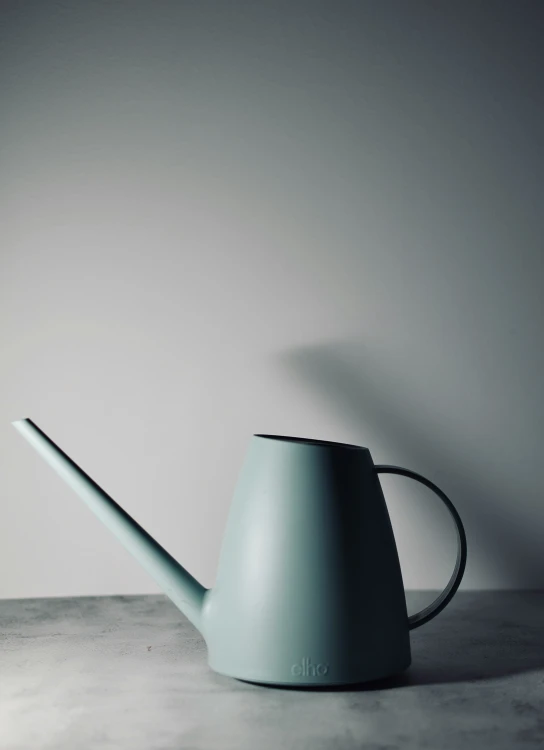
375;465;467;630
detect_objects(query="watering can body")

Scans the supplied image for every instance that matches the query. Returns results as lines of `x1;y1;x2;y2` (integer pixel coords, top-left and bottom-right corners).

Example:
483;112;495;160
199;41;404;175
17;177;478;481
12;421;466;687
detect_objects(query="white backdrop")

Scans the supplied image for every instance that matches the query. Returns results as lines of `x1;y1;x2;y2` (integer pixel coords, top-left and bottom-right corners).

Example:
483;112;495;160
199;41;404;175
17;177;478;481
2;1;543;598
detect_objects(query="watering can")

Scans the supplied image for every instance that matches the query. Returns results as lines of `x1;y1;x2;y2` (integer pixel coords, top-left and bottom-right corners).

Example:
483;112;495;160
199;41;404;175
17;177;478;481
12;418;466;686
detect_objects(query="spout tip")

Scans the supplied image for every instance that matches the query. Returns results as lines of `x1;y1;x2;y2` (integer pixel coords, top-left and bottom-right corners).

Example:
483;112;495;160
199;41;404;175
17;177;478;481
12;417;30;427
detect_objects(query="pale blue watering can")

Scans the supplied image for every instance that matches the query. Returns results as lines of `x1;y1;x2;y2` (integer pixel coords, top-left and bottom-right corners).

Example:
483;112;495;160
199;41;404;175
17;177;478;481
13;418;466;686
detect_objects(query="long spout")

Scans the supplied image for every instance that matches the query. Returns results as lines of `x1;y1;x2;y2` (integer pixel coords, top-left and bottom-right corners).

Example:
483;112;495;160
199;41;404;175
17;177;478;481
12;418;207;633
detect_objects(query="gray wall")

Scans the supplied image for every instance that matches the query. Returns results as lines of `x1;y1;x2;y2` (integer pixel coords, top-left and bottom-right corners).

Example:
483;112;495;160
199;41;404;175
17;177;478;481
1;1;543;599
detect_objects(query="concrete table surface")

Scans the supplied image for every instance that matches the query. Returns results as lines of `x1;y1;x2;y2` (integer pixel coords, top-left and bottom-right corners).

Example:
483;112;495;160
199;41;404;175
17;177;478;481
1;592;543;750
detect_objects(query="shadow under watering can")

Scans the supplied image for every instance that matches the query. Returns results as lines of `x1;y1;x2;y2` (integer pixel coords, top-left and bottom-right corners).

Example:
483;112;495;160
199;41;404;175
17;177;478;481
12;418;466;687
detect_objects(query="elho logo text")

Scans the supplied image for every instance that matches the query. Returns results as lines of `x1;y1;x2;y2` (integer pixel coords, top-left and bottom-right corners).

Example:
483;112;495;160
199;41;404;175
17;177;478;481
291;657;329;677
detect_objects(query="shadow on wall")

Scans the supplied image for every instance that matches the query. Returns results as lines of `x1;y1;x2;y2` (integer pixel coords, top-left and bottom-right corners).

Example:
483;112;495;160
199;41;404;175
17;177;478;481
273;340;544;590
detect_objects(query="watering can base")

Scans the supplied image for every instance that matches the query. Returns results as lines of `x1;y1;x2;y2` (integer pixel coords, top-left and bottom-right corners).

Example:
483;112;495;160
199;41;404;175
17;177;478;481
208;654;412;688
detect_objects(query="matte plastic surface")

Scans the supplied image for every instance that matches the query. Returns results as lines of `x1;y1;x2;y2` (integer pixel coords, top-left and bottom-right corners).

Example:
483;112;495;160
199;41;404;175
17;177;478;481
12;422;467;686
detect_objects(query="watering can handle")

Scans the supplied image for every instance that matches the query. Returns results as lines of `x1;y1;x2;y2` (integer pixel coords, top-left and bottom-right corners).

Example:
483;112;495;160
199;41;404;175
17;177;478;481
375;465;467;630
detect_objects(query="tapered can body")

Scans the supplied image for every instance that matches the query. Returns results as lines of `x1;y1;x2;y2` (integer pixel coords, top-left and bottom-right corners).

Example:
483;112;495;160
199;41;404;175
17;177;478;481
202;435;411;686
